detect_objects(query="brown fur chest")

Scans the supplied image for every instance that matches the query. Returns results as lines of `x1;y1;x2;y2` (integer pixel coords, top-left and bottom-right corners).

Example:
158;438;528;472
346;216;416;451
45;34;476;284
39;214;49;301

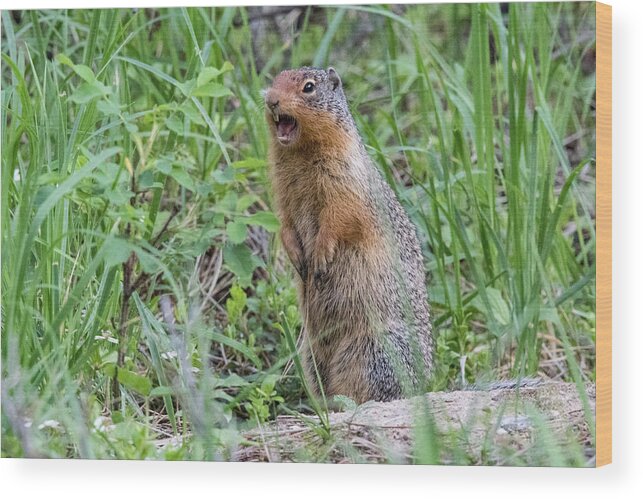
270;153;352;259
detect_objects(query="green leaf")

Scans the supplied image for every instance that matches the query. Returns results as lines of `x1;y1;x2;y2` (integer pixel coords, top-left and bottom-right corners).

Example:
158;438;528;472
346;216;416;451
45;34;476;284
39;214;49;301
219;191;238;213
101;364;151;396
137;170;155;190
196;67;221;87
134;247;161;274
97;99;120;116
165;114;184;135
149;386;174;397
212;166;235;184
104;187;134;205
177;78;196;97
210;331;261;368
190;83;233;98
72;64;96;83
169;165;196;191
215;373;250;388
103;238;131;268
178;100;205;126
241;212;280;232
70;81;110;104
196;62;234;87
472;287;511;326
55;53;73;66
219;60;234;74
195;181;212;197
151;210;172;235
124;121;138;133
117;369;152;396
155;158;172;174
226;284;247;323
226;220;248;244
232;158;267;170
236;194;259;212
223;244;262;286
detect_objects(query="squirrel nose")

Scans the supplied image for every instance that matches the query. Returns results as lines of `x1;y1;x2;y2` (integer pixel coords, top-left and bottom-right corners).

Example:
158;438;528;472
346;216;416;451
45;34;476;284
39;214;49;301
265;88;279;109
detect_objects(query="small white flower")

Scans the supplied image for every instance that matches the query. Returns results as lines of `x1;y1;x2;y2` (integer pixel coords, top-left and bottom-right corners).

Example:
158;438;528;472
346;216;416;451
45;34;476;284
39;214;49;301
38;419;62;431
93;416;116;433
94;331;118;344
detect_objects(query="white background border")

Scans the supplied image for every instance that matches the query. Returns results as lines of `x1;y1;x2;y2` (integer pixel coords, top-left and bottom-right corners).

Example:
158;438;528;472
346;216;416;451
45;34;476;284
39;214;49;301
1;0;639;496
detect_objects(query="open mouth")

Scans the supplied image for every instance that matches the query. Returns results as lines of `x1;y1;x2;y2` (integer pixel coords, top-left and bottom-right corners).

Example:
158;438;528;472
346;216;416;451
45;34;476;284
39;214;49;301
273;113;298;145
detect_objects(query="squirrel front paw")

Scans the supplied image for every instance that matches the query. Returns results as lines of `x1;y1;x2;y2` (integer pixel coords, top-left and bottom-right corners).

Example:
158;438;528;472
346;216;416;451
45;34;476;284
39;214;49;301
312;238;336;280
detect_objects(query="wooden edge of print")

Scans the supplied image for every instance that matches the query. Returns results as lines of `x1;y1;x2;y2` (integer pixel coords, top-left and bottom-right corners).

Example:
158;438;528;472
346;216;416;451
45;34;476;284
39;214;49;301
595;1;612;467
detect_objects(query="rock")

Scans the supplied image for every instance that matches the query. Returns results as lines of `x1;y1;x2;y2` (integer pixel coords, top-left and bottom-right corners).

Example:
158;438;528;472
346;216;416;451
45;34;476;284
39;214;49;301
235;381;595;465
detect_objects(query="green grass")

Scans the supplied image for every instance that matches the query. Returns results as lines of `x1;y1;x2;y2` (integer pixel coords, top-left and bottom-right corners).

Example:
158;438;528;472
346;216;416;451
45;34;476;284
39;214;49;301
1;4;596;464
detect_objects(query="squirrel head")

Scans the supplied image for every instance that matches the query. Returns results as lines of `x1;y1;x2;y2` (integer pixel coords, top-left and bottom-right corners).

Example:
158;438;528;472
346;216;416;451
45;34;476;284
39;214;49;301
264;67;353;148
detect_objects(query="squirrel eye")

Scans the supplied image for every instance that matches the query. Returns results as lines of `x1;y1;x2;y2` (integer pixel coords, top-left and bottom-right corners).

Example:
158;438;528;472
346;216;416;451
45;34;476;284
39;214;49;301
303;81;315;93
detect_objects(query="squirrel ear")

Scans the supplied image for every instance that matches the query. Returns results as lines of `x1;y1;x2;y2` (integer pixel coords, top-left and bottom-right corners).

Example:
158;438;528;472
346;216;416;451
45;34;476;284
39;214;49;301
327;67;341;90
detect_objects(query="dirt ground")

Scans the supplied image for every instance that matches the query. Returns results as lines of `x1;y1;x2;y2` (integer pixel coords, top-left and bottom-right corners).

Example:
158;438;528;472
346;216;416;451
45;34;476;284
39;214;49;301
236;381;596;465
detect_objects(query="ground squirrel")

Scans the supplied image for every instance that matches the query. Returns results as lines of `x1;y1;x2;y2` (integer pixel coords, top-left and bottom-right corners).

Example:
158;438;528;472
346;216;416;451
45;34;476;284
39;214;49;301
264;67;433;404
